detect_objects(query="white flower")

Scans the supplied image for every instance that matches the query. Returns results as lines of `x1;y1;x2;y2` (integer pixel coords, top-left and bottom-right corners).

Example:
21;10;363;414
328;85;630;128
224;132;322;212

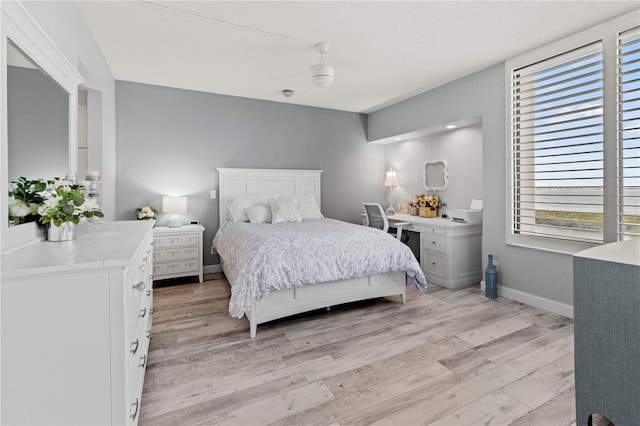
81;197;99;212
37;196;61;216
8;196;31;218
138;206;156;219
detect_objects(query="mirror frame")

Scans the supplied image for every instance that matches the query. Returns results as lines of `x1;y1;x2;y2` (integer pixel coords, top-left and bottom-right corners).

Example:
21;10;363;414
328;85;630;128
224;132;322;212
423;159;449;192
1;1;84;254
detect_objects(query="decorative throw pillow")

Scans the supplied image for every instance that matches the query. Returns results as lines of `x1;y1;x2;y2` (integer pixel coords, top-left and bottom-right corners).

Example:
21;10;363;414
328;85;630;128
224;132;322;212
228;194;277;222
282;194;323;219
270;198;302;224
246;205;272;224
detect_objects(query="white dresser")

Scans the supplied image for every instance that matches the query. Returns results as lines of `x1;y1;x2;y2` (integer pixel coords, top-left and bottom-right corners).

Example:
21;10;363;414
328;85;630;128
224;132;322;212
390;215;483;289
1;221;154;425
153;224;204;283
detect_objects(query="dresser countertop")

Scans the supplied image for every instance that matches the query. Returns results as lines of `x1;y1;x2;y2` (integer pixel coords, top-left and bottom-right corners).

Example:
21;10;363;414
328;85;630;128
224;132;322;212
2;220;154;278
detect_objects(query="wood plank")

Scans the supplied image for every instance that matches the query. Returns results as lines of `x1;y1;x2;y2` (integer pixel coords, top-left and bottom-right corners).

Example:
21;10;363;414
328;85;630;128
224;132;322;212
359;365;527;426
502;353;575;409
428;390;531;426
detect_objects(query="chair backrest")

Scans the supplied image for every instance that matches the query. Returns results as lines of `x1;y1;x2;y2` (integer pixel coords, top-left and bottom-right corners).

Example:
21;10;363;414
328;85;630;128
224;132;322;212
363;203;389;233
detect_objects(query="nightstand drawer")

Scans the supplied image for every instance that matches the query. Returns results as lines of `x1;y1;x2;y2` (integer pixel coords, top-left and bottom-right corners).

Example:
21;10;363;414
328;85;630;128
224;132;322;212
154;247;199;263
153;261;200;276
179;234;199;246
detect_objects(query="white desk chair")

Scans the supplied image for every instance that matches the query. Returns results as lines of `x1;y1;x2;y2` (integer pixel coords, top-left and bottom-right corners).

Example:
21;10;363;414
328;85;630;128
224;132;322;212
363;203;410;241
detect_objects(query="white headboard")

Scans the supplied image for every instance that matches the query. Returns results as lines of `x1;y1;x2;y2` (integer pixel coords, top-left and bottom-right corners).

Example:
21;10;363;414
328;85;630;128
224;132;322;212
216;168;323;225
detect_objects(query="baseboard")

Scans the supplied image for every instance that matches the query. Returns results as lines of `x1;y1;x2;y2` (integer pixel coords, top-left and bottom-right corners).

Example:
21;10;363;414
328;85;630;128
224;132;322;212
204;264;221;274
498;285;574;319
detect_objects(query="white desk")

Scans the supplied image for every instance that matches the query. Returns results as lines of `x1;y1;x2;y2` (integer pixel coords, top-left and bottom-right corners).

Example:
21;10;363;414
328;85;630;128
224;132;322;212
389;214;483;289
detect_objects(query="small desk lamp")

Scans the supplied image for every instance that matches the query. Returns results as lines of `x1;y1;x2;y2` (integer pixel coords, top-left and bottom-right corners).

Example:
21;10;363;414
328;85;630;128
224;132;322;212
384;169;399;214
162;195;187;228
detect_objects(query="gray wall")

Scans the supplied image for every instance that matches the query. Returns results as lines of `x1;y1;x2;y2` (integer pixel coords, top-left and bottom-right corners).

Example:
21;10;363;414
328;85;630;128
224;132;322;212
370;64;574;309
385;124;483;215
115;81;386;267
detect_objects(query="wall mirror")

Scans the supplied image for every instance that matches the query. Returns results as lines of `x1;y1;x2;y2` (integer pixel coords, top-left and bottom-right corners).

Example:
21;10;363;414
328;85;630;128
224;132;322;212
2;1;84;253
423;159;449;191
7;40;69;182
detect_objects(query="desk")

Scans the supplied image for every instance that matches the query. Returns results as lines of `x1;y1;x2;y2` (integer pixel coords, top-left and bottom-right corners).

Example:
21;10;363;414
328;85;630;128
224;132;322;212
389;214;483;289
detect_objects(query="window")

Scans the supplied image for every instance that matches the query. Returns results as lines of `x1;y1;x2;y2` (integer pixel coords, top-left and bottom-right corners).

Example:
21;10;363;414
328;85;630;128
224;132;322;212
507;11;640;252
510;42;604;245
617;27;640;240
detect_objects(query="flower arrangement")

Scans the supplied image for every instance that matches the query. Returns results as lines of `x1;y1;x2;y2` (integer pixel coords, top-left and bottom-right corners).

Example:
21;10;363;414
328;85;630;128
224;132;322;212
136;206;158;220
37;178;104;226
8;177;47;225
413;193;440;208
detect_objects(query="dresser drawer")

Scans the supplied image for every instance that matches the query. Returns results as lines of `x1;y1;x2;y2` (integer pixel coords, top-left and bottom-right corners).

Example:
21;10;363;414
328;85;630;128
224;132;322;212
423;251;446;278
421;233;446;253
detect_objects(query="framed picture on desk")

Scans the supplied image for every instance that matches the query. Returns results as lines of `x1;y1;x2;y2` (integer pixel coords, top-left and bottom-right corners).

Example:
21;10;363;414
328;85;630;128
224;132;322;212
396;201;409;214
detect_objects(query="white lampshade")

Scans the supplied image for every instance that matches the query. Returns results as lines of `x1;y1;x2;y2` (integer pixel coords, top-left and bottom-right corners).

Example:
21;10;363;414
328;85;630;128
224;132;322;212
384;169;399;187
162;196;187;227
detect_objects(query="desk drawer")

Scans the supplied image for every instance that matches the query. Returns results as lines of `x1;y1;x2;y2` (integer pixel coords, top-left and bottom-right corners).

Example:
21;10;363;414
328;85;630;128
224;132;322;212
420;226;446;236
423;251;446;278
421;233;446;252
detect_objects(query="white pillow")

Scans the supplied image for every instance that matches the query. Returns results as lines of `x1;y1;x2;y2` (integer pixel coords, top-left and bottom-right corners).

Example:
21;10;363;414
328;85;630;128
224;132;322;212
270;198;302;224
228;194;277;222
282;194;323;220
246;205;272;224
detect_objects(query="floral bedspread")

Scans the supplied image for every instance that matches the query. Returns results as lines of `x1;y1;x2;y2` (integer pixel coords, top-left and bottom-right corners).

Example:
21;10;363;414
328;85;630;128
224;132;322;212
212;218;427;318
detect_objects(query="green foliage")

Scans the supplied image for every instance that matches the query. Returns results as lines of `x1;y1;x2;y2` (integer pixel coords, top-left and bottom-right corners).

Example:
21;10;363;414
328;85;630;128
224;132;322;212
8;177;103;227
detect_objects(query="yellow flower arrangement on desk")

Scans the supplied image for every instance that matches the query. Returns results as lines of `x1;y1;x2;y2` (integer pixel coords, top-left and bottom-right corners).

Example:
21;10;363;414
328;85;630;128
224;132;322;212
414;193;440;217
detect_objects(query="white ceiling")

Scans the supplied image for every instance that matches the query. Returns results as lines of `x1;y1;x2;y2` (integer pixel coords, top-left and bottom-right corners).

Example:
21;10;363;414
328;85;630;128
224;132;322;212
77;1;640;114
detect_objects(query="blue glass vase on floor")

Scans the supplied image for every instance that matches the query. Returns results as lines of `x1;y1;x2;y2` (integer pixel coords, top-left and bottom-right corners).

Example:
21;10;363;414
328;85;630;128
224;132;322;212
485;254;497;299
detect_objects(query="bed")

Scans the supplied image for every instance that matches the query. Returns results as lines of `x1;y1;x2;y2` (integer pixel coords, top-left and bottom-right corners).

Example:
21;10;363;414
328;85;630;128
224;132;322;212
213;168;427;337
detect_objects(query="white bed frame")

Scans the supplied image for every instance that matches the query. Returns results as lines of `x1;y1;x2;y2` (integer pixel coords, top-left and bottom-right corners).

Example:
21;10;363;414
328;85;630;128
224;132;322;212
216;168;406;338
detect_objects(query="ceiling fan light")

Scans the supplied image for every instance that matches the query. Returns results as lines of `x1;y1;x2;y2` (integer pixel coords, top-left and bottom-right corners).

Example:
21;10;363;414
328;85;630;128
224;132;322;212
311;63;334;88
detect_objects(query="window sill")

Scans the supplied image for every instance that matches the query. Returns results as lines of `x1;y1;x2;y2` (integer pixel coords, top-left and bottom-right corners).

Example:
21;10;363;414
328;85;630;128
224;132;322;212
506;234;599;256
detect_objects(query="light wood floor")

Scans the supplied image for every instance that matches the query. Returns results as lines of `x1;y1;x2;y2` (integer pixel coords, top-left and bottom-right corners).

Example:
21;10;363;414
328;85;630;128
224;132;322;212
140;273;580;426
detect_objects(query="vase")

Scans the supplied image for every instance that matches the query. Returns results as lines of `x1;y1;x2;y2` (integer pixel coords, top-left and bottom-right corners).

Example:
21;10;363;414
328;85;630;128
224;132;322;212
485;254;497;299
408;206;418;216
419;207;437;218
48;222;76;241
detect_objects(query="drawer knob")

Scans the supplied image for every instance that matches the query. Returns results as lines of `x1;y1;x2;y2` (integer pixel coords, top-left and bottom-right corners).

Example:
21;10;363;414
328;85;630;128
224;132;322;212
150;308;154;315
132;281;145;292
432;262;436;265
139;354;147;368
130;339;139;355
432;241;436;244
139;308;147;318
130;398;139;421
151;241;158;247
146;329;152;339
146;289;151;296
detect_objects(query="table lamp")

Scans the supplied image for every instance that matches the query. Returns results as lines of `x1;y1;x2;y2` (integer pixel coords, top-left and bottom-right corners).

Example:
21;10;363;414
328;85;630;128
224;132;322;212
383;169;399;214
162;195;187;228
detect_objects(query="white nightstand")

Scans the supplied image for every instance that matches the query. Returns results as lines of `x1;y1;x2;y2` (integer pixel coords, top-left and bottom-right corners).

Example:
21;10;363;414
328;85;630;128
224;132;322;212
152;224;205;283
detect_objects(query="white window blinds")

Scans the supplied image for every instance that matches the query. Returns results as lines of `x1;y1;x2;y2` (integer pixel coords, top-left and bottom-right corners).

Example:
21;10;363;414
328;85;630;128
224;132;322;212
617;27;640;240
510;42;605;244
